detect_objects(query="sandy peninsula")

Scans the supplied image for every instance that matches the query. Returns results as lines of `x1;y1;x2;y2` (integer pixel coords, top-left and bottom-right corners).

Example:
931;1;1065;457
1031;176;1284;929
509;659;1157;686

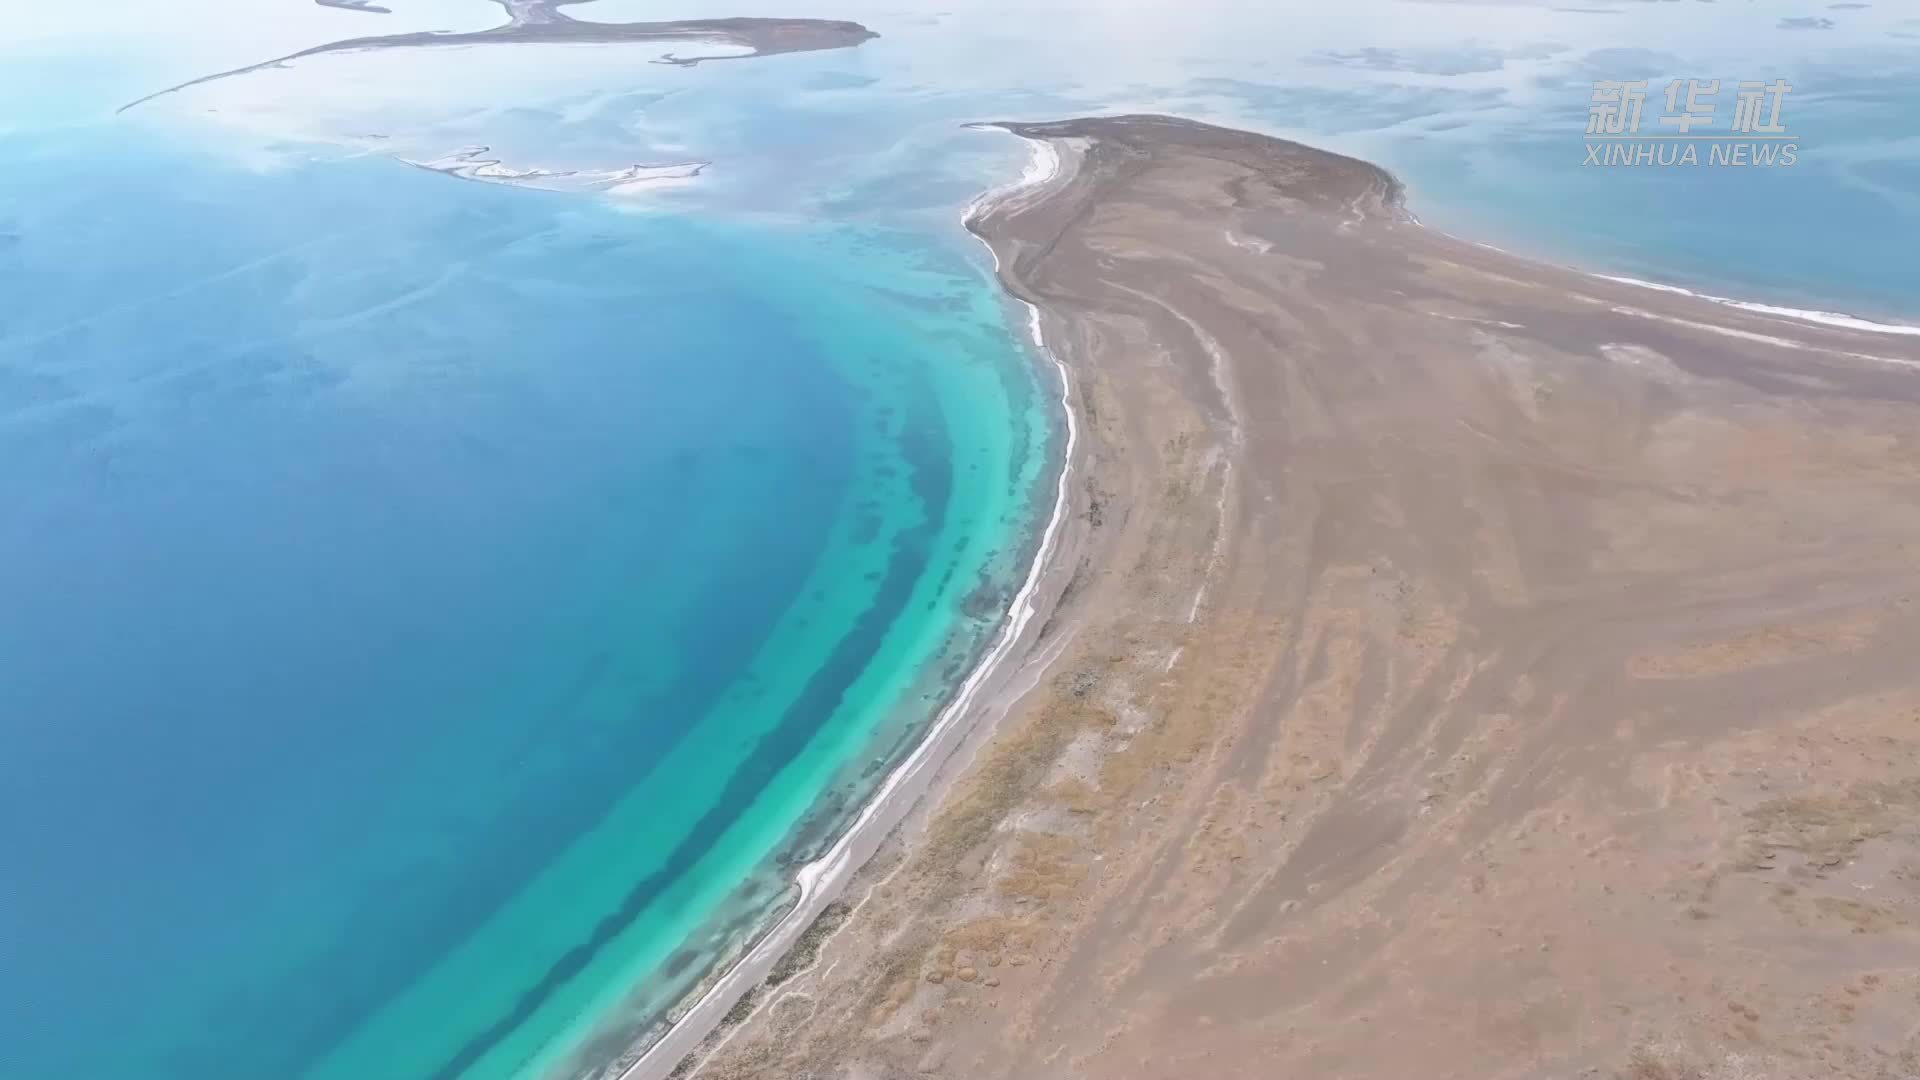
120;0;877;112
655;115;1920;1080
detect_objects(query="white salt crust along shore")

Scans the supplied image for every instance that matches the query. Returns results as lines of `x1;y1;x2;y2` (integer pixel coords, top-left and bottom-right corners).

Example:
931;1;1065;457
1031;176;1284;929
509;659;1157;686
1594;274;1920;338
1418;222;1920;368
613;133;1079;1080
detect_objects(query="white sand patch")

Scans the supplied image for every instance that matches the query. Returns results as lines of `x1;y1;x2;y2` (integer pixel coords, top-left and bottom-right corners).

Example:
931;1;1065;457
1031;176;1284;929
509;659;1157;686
1597;274;1920;338
1607;305;1920;370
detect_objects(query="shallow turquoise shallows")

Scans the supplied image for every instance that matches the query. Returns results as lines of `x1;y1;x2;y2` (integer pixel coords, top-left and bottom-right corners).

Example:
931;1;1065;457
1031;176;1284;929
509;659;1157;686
6;0;1919;1077
0;128;1054;1080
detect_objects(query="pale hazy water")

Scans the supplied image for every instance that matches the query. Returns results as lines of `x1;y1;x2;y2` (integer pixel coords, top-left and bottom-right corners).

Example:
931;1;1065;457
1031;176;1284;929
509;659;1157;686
2;1;1916;1078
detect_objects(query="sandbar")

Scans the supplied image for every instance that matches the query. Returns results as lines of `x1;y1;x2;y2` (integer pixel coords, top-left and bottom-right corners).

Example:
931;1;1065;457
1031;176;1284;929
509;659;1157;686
673;114;1920;1080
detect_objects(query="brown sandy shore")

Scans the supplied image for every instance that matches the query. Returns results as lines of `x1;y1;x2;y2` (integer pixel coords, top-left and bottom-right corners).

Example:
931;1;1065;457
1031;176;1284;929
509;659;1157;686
667;115;1920;1080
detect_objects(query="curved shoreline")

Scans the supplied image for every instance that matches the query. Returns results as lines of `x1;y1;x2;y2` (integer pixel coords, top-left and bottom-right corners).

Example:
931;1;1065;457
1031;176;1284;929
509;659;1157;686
610;135;1084;1080
684;113;1920;1080
1592;273;1920;337
621;114;1920;1080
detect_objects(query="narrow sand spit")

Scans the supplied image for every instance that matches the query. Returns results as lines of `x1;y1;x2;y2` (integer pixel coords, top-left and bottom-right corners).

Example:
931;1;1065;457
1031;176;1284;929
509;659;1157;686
119;1;877;112
668;115;1920;1080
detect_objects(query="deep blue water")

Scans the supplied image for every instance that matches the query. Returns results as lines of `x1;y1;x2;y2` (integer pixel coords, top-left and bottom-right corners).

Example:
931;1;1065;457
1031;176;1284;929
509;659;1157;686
0;128;1049;1079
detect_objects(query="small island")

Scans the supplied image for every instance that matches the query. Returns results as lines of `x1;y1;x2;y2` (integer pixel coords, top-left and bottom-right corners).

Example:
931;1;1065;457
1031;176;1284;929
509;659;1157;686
315;0;393;14
122;0;877;111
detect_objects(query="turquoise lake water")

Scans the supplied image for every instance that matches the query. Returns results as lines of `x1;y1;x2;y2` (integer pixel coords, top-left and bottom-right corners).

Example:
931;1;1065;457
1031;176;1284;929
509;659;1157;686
4;1;1917;1077
0;127;1051;1079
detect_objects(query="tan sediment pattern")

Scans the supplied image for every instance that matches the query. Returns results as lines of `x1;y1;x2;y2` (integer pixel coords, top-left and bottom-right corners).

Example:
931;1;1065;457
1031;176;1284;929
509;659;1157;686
1627;611;1883;680
679;115;1920;1080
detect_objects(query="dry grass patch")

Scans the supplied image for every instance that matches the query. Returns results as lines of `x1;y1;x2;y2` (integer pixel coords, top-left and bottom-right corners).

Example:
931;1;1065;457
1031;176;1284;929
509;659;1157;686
998;831;1086;903
1044;776;1104;816
1621;1044;1704;1080
1812;896;1909;933
1628;612;1878;680
1093;615;1284;819
1742;778;1920;871
920;662;1119;870
847;658;1122;1028
765;899;852;987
